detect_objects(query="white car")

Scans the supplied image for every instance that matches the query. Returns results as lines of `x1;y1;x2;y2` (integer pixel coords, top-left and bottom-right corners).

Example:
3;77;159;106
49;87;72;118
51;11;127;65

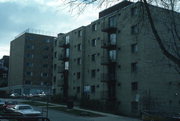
10;104;42;116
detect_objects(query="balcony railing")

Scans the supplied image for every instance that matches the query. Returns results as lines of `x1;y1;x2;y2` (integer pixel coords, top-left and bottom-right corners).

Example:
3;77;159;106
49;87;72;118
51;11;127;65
57;65;69;73
101;22;117;33
58;54;69;61
101;41;117;49
59;40;70;48
101;73;116;82
101;56;117;65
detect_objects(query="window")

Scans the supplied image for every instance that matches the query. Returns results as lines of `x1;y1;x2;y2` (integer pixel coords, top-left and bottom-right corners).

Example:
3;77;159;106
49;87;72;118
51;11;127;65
131;101;138;113
53;89;56;94
77;58;81;65
65;61;69;70
131;62;137;72
131;82;138;91
54;52;57;58
43;64;48;68
131;25;138;34
109;50;116;61
65;35;70;44
25;81;31;85
78;30;82;37
26;54;34;58
2;73;7;78
58;54;61;60
26;63;33;67
91;69;96;78
91;39;96;47
131;7;138;16
169;100;172;104
45;39;51;43
26;36;34;41
131;43;138;53
77;87;80;93
54;40;57;47
77;72;81;79
26;72;33;76
43;55;48;59
54;64;57;71
109;16;116;27
41;73;48;77
109;34;116;45
65;48;70;57
92;24;97;31
27;45;34;49
91;54;96;62
53;76;56;82
91;85;95;93
77;44;82;51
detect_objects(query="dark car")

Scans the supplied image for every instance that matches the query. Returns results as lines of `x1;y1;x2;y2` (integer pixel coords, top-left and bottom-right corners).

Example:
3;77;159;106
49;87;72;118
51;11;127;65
0;100;5;111
3;101;18;112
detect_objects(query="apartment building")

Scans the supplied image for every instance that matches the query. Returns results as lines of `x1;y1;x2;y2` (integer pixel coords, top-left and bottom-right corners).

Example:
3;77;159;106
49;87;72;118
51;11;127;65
53;1;180;116
8;29;55;95
0;56;9;87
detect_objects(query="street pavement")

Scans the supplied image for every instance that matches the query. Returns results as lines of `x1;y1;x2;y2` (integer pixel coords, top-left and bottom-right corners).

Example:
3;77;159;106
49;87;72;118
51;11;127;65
0;98;142;121
37;107;142;121
34;102;142;121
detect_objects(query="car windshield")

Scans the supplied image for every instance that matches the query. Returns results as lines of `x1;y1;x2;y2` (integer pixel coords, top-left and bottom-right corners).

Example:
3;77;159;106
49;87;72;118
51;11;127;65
18;106;32;110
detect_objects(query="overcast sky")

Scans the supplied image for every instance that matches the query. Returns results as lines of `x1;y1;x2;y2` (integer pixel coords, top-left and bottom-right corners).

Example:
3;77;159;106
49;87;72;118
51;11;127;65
0;0;101;58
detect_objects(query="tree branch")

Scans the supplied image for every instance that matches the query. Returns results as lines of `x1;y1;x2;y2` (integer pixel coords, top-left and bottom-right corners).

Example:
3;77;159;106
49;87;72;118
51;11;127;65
143;0;180;68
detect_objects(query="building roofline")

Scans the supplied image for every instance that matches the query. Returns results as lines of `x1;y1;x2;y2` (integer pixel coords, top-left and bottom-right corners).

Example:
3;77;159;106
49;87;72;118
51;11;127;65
14;28;56;39
99;1;133;18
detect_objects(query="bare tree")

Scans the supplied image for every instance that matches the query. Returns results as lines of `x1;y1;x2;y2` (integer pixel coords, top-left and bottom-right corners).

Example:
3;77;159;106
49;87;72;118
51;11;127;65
63;0;180;72
142;0;180;72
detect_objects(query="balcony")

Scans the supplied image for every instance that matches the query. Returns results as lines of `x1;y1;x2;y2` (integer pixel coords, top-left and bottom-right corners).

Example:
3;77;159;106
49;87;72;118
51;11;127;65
58;54;69;61
57;65;69;73
101;56;117;65
101;41;117;49
101;22;117;33
101;73;116;82
59;40;70;48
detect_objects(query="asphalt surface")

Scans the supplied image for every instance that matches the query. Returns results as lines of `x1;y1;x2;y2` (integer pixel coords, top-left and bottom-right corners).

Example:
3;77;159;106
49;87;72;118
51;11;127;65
0;98;142;121
36;107;141;121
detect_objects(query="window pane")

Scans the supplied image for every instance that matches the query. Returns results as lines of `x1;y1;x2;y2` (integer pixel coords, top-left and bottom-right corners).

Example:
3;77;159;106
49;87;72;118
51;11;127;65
65;35;70;44
65;61;69;70
110;34;116;45
109;50;116;61
66;48;70;57
109;16;116;27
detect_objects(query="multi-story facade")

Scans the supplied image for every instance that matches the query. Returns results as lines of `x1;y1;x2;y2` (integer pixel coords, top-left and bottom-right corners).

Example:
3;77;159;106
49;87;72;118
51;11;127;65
53;1;180;116
8;29;55;95
0;56;9;87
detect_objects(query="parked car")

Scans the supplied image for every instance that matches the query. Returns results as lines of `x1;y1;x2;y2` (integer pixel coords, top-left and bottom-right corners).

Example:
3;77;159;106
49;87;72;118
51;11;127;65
3;101;18;112
0;100;5;110
10;93;21;98
10;104;42;116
